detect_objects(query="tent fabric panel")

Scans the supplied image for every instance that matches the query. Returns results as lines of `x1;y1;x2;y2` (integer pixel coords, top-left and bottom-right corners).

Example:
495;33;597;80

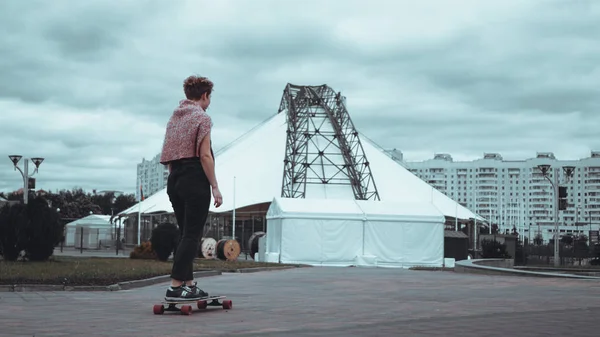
266;197;364;221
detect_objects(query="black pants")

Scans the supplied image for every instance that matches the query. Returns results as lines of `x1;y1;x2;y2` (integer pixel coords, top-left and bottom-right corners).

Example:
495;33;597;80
167;157;211;281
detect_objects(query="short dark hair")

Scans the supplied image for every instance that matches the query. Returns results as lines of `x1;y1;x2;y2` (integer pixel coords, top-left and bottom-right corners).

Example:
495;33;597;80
183;75;213;100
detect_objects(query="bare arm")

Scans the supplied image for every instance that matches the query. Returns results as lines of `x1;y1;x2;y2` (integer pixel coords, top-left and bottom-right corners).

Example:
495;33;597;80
199;132;218;188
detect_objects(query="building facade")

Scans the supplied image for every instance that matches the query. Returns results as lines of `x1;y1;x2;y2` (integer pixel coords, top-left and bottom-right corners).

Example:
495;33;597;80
136;153;168;200
400;151;600;242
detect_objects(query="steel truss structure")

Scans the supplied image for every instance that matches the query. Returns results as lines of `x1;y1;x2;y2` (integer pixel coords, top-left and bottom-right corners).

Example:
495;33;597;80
279;83;380;201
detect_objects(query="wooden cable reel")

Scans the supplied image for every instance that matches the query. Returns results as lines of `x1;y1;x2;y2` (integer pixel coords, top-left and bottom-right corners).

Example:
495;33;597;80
216;239;241;261
247;231;265;259
200;237;217;259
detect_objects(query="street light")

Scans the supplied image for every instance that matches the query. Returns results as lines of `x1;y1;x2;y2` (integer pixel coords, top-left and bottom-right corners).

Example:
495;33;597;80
57;208;65;252
8;155;44;204
537;164;575;267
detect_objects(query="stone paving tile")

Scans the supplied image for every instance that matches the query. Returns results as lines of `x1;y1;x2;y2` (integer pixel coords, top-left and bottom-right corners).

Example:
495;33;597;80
0;268;599;336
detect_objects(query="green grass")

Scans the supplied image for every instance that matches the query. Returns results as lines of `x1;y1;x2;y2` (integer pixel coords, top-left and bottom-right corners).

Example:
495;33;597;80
0;256;301;286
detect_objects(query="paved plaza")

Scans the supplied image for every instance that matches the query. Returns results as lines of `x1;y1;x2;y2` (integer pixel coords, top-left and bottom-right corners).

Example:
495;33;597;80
1;267;599;336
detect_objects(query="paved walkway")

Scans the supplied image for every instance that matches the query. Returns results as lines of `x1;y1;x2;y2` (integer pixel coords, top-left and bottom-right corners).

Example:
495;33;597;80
1;267;600;336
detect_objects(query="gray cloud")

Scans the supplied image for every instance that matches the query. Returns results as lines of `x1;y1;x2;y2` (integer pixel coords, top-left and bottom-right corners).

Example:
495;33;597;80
0;0;599;195
43;22;122;59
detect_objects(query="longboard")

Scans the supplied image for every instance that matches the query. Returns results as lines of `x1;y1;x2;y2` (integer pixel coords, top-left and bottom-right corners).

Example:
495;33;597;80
153;295;232;315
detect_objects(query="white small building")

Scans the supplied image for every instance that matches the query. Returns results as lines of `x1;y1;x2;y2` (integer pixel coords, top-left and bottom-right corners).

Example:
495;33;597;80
65;214;114;249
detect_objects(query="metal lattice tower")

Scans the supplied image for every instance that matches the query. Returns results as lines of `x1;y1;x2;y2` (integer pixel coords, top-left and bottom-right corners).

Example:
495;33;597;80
279;83;380;201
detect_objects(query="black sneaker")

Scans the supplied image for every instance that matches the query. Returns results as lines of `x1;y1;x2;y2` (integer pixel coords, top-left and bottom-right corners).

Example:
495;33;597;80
165;285;201;301
187;282;209;298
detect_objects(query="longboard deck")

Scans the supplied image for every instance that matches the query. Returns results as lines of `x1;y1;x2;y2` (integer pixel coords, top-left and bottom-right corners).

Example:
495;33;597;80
153;295;232;315
162;295;226;305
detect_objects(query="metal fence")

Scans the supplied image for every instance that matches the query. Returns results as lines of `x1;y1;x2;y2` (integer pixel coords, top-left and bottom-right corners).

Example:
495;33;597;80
519;242;600;266
122;210;267;257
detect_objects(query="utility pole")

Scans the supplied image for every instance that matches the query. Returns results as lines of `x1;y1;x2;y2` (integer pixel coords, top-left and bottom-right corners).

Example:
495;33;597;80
537;164;575;267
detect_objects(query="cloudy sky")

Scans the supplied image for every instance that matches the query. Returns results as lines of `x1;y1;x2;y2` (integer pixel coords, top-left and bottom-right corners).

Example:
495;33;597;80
1;0;599;195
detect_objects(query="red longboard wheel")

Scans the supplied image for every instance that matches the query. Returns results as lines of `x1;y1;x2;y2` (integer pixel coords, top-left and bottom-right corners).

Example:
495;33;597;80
181;305;192;315
222;300;232;310
197;300;208;309
153;304;164;315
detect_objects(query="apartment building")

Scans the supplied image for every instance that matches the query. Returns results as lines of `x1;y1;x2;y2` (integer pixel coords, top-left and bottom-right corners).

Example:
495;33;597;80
136;153;168;200
400;151;600;241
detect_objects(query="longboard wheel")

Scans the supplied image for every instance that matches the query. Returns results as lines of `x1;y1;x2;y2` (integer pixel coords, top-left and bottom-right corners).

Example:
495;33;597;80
153;304;164;315
197;300;208;309
222;299;233;310
181;305;193;315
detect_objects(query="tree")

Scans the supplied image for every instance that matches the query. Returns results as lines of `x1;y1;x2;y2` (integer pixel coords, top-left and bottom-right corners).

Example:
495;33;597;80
481;239;511;259
43;188;137;218
491;223;499;234
5;191;23;201
113;194;137;214
561;235;574;246
91;191;116;215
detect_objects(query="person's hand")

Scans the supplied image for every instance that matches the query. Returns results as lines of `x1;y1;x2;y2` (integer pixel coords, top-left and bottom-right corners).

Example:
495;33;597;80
212;186;223;207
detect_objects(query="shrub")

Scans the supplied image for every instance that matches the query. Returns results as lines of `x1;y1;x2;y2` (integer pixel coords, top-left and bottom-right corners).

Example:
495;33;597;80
0;197;64;261
590;243;600;265
129;241;156;259
150;222;180;261
514;240;527;266
23;197;64;261
481;239;511;259
0;203;27;261
573;236;589;259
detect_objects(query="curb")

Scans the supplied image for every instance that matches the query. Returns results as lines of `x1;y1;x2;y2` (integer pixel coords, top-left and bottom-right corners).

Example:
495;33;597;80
409;267;455;272
110;270;222;291
1;270;222;292
455;259;600;280
0;266;302;292
225;266;299;273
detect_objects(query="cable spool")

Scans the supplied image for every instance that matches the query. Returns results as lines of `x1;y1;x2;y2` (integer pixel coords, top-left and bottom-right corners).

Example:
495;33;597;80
216;239;241;261
200;237;217;259
247;231;266;259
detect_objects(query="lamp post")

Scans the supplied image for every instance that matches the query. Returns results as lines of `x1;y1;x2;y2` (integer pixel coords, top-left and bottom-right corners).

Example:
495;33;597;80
57;207;65;252
583;199;591;247
8;155;44;204
537;164;575;267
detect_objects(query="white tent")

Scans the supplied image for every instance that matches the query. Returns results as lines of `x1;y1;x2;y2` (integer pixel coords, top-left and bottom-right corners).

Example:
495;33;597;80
65;214;113;248
119;112;484;222
265;197;446;268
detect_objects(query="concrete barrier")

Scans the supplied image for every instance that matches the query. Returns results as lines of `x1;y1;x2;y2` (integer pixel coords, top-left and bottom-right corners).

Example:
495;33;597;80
455;259;600;279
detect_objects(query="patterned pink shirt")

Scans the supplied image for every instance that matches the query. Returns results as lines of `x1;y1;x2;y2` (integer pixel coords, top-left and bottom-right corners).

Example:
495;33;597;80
160;99;213;165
